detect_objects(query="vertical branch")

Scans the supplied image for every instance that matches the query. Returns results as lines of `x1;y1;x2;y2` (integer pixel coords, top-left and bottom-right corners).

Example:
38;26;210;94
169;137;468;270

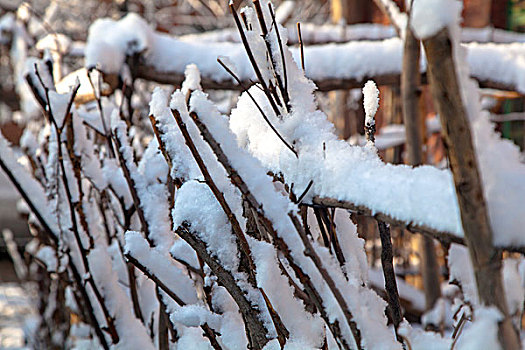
422;28;520;350
401;12;442;311
296;23;305;72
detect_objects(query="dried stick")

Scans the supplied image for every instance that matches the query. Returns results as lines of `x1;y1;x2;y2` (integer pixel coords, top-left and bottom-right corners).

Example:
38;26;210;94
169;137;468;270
252;0;284;109
87;68;115;158
422;29;519;349
0;155;110;349
297;23;305;72
111;126;152;243
311;197;464;246
253;0;290;111
401;10;442;310
377;221;403;342
268;3;289;104
34;65;120;345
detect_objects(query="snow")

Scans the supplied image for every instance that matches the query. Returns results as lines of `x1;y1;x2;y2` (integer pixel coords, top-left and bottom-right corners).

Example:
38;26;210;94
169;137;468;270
35;33;71;54
124;231;198;305
86;13;153;73
455;307;502;350
0;283;37;350
181;63;202;94
362;80;379;126
111;114;175;249
36;246;58;272
87;245;155;350
48;90;74;129
0;133;59;236
398;321;452;350
410;0;463;39
448;244;478;305
84;13;525;99
230;83;463;237
187;79;399;348
173;180;240;272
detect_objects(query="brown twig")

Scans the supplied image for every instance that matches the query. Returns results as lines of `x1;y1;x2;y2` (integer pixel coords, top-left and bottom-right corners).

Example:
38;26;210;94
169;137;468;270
111;125;152;243
377;220;403;343
87;68;115;158
297;22;305;72
268;3;289;100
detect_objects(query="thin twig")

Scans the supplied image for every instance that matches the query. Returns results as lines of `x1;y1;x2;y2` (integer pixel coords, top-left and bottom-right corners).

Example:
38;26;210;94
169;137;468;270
297;22;305;72
87;68;115;158
268;3;289;102
377;220;404;343
296;180;313;204
229;2;282;118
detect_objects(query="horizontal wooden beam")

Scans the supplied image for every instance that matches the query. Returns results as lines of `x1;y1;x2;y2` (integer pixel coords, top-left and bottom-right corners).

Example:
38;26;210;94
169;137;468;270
131;63;519;94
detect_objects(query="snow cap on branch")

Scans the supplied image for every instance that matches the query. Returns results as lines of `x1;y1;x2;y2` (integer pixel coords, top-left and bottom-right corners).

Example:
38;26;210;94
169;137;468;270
181;64;202;94
410;0;462;39
363;80;379;125
363;80;379;145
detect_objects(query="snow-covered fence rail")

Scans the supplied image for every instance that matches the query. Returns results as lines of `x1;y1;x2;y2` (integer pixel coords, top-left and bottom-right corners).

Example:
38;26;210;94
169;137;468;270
83;17;525;94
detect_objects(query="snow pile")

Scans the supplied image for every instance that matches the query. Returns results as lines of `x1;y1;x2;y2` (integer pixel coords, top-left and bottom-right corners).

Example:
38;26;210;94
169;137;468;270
86;13;153;73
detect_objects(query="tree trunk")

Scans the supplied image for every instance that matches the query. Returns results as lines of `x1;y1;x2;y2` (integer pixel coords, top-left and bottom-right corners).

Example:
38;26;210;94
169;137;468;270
422;29;520;350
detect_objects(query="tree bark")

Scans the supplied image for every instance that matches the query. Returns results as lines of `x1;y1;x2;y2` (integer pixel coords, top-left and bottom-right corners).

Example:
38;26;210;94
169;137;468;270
422;29;519;350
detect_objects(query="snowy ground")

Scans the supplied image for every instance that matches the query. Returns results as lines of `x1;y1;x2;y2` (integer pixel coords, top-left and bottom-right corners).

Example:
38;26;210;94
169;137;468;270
0;282;36;349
